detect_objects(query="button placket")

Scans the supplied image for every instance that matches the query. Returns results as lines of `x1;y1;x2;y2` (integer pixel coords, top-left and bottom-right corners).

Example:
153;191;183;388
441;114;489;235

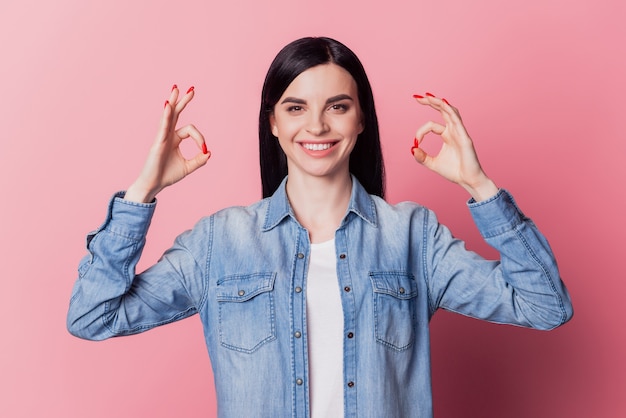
291;231;309;415
335;228;357;413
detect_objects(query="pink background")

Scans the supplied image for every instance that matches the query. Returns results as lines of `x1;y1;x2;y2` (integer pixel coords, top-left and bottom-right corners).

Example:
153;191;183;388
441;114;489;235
1;0;624;416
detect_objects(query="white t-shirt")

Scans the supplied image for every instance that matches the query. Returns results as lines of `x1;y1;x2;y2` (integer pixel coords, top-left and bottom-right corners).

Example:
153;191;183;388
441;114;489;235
307;239;344;418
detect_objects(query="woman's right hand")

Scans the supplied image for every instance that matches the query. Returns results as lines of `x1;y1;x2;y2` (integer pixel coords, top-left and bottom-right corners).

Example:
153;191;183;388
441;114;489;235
124;85;211;203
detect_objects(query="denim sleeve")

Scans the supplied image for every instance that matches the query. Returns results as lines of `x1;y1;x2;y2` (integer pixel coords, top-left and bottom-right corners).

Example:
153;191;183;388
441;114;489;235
425;189;573;330
67;193;205;340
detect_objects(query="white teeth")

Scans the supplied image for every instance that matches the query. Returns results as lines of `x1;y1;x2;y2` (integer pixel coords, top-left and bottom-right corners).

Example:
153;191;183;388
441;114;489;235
302;143;333;151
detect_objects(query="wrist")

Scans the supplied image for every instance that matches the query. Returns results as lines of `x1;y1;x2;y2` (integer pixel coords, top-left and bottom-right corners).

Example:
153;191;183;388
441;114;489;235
461;174;499;202
124;181;160;203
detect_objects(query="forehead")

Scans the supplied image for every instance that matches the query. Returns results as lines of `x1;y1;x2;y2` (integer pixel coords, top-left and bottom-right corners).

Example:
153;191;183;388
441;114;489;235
281;63;358;98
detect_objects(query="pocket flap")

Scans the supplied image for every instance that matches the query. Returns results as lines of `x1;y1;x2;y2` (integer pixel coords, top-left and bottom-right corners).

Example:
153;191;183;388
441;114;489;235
216;273;276;303
370;272;417;299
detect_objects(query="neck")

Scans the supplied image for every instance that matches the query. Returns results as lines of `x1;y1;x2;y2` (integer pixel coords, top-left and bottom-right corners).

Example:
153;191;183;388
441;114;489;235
286;172;352;243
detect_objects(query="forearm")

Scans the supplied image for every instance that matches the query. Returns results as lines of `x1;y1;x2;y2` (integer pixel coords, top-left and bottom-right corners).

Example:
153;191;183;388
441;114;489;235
468;189;573;329
67;194;156;340
430;189;573;330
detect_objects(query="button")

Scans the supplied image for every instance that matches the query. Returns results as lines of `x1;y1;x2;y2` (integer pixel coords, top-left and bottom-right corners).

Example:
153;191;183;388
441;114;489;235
238;290;245;296
297;253;304;259
399;287;405;294
344;286;351;292
339;254;346;259
294;331;302;338
295;286;302;293
347;332;354;339
347;381;354;388
296;378;303;385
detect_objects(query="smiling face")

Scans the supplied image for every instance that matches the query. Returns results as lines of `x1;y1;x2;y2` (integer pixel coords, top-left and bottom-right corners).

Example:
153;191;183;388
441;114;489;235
269;63;364;182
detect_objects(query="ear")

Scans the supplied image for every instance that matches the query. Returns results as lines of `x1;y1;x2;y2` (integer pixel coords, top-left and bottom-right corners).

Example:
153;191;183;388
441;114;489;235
269;114;278;137
358;114;365;134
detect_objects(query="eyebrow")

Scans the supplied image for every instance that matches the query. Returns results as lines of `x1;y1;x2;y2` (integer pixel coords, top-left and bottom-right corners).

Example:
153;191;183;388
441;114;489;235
280;94;354;105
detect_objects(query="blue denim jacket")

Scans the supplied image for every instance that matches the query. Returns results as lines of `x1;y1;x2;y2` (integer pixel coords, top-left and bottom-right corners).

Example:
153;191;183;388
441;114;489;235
67;176;572;418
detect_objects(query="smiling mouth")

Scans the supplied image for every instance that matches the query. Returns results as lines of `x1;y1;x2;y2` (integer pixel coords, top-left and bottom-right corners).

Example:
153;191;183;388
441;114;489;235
301;142;336;151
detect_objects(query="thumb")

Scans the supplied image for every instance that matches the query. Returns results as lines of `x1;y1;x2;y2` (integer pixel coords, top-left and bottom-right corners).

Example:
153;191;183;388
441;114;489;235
186;150;211;174
412;147;432;168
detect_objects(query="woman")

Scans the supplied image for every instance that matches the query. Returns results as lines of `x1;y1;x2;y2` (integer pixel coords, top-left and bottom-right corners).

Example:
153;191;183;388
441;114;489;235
67;37;573;417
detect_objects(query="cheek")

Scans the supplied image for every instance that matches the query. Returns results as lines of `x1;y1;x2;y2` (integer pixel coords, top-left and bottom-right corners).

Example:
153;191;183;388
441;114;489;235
343;116;364;136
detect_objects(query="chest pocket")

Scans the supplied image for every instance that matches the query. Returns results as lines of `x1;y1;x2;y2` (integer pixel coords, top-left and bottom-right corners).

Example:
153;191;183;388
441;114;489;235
216;273;277;353
370;272;418;351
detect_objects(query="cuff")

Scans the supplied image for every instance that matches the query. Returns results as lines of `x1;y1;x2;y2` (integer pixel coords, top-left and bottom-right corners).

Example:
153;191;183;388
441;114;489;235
94;192;156;241
467;189;526;239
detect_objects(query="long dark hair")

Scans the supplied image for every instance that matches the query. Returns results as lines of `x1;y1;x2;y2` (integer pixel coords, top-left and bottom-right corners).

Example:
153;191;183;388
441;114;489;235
259;37;385;199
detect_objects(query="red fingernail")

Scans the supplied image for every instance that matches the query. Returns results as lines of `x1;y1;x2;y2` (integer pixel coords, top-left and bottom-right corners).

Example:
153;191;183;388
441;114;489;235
425;92;436;97
411;146;418;155
413;94;424;99
442;98;450;105
164;100;169;108
202;143;208;155
187;86;195;94
172;84;178;91
414;137;419;147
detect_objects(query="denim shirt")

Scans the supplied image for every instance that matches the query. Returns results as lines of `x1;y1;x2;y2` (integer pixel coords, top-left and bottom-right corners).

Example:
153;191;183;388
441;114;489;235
67;176;573;418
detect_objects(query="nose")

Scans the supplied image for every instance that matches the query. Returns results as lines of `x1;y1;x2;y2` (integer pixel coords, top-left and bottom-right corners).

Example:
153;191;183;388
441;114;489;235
305;112;329;136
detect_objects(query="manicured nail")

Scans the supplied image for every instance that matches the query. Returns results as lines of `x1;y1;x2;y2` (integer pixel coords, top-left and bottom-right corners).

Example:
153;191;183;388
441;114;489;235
425;92;436;97
187;86;195;94
442;98;450;105
411;146;418;155
202;143;208;155
164;100;169;108
172;84;178;91
414;137;419;147
413;94;424;99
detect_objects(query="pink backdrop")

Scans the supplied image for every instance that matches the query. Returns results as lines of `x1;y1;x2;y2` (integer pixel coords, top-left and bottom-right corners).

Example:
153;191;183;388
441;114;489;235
1;0;624;416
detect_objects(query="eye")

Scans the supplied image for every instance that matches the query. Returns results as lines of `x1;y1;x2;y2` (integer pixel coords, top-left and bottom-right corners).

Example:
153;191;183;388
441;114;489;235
329;103;349;113
287;105;303;113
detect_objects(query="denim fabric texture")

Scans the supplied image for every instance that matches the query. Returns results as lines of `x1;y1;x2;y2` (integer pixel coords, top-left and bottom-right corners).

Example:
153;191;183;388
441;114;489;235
67;176;573;418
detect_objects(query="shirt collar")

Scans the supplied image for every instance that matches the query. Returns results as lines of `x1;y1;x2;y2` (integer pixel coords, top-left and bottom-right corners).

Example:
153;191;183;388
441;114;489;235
262;175;378;232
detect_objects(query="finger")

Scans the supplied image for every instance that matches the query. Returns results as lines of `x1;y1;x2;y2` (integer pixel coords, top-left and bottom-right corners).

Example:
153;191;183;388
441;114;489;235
169;86;195;128
174;86;195;116
155;100;174;145
414;93;462;125
176;122;210;175
155;84;181;144
414;94;473;150
438;99;464;127
175;124;207;152
415;120;446;143
169;84;180;105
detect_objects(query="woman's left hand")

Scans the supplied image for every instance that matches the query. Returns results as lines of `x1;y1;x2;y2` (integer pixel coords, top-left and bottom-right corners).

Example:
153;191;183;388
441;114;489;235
411;93;499;201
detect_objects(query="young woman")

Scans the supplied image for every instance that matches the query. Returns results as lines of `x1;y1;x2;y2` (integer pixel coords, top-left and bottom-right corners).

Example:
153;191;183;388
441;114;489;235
67;37;573;418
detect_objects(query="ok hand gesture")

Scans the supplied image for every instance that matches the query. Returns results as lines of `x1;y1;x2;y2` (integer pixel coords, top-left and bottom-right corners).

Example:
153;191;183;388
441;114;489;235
411;93;498;202
125;85;211;203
